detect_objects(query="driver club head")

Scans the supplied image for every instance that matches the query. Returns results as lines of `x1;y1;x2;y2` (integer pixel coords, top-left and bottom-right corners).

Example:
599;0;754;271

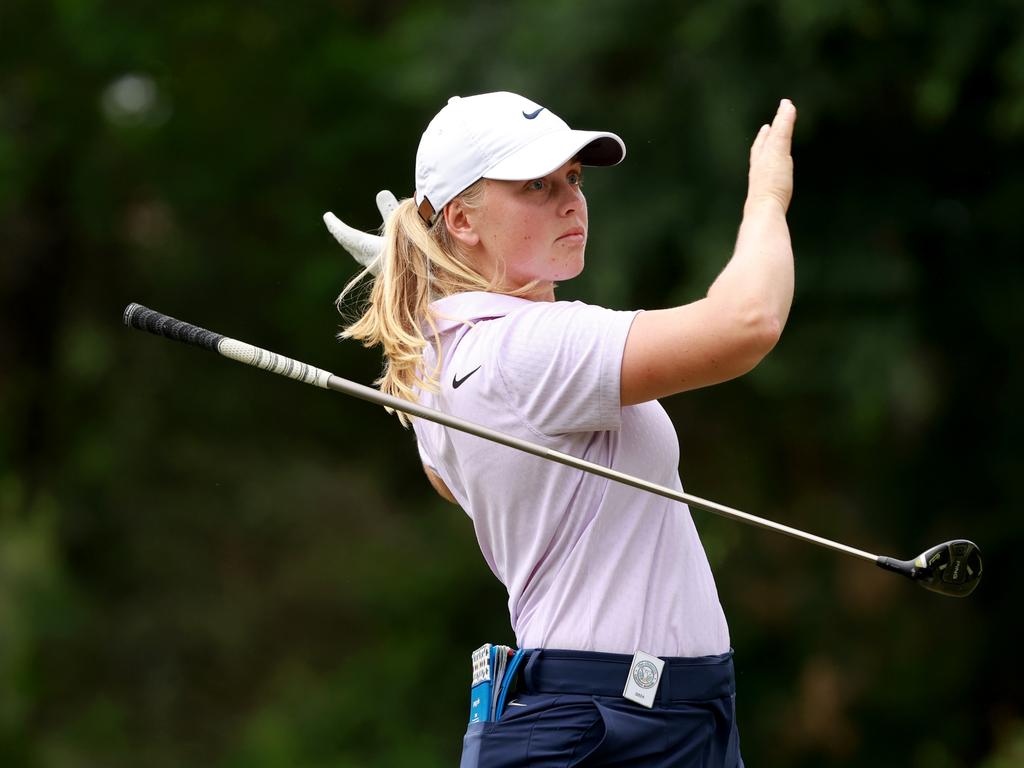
876;539;983;597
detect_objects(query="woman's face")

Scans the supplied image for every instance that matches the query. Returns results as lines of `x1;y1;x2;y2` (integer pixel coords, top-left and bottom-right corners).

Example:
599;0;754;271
455;160;588;301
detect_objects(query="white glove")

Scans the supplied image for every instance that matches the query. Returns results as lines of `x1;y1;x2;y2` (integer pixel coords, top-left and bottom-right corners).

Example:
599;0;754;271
323;190;400;276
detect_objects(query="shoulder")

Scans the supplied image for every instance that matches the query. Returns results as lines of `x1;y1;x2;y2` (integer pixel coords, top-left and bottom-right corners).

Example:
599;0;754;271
490;301;641;368
494;299;638;338
479;299;640;436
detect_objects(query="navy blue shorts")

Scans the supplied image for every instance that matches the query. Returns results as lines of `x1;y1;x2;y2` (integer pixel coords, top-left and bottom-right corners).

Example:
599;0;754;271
460;649;743;768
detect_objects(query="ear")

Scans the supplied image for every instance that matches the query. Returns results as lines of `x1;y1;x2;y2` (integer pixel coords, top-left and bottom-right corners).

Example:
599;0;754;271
443;197;481;248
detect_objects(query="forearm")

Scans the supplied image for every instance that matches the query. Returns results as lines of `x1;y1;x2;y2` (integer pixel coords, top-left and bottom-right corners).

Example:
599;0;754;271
622;202;793;405
706;197;794;340
620;100;796;405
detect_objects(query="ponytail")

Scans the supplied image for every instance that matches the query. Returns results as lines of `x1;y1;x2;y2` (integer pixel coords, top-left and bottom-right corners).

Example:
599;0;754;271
338;182;539;426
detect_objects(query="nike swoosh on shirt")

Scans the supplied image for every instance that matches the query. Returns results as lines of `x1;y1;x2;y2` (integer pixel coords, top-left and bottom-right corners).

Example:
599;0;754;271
452;365;482;389
522;107;544;119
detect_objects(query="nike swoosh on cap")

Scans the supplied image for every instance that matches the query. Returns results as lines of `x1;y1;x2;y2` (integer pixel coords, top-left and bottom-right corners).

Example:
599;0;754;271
452;365;482;389
522;107;545;119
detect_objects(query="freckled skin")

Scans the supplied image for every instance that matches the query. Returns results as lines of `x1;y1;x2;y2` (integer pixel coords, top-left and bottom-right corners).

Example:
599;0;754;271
465;160;588;302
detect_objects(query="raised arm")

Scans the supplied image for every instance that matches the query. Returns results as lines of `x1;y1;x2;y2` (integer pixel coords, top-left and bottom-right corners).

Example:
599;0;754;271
621;99;796;406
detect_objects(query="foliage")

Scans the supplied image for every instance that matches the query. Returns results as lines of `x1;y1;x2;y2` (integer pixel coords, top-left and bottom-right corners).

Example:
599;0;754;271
2;0;1022;765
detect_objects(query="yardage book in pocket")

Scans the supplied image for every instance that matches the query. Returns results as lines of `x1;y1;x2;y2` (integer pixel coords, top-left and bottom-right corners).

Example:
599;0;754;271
468;643;522;723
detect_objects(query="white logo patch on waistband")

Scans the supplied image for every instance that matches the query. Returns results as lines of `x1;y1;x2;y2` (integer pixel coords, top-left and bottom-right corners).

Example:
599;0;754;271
623;650;665;708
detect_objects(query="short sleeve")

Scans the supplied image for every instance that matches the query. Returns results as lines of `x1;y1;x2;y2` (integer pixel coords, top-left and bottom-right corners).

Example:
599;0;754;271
494;301;640;436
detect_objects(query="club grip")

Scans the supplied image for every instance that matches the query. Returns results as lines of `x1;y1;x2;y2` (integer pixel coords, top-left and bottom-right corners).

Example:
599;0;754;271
123;303;224;353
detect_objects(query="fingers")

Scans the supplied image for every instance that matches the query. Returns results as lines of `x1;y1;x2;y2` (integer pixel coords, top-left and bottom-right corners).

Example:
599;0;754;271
749;100;796;165
323;211;385;273
745;100;796;212
325;189;399;276
376;190;399;222
750;123;770;163
766;98;796;152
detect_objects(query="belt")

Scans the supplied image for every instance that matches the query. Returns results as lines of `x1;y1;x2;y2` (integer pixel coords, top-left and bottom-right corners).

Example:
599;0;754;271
519;648;735;704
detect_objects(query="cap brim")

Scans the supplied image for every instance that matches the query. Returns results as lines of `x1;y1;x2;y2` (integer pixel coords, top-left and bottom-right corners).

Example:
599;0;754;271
482;129;626;181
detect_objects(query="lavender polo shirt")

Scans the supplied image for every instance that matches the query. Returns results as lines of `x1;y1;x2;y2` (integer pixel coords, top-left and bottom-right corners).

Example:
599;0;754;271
412;291;730;657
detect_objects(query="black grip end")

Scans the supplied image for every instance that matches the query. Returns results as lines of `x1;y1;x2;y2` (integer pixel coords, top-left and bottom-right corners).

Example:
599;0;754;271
123;302;147;328
123;303;224;353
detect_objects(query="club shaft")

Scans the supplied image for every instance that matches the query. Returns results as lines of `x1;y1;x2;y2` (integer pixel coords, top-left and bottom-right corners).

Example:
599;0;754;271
325;374;877;562
124;303;878;564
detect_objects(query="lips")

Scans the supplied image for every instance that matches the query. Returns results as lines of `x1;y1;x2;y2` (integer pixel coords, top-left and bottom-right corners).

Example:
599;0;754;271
556;227;586;242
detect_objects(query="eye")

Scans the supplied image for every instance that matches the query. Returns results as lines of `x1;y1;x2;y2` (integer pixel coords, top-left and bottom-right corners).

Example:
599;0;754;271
526;179;545;191
568;170;583;186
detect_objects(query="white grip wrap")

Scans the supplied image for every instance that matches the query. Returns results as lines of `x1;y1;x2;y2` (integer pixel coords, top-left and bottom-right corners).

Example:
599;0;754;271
217;338;332;389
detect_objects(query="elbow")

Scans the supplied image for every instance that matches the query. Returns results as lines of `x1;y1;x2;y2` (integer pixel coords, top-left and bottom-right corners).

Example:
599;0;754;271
756;311;784;354
733;304;784;372
620;298;787;404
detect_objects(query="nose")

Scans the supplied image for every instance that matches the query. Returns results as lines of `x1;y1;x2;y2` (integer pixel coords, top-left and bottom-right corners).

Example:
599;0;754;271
557;181;585;217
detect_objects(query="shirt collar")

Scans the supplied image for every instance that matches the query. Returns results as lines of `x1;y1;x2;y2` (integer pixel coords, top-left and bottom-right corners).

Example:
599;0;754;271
425;291;534;334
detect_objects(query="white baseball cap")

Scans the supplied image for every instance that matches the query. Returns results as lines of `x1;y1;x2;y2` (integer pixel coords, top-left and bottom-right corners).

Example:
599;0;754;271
414;91;626;224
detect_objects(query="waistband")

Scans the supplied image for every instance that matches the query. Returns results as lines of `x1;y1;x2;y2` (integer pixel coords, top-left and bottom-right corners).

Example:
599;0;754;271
519;648;735;704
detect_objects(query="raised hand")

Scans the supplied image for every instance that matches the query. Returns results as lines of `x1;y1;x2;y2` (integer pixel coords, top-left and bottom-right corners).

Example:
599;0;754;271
747;99;796;214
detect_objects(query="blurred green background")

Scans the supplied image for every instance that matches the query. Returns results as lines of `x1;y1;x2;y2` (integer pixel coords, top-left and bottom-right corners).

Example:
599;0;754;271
2;1;1023;766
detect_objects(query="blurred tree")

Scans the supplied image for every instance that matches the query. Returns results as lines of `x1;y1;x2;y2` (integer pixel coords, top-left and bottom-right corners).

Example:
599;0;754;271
1;0;1022;766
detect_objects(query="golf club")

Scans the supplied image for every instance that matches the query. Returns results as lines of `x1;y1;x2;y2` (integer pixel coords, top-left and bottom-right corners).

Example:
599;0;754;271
123;302;983;598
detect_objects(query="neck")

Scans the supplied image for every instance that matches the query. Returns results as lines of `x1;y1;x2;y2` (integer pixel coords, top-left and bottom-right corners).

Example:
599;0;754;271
521;282;556;302
466;248;557;302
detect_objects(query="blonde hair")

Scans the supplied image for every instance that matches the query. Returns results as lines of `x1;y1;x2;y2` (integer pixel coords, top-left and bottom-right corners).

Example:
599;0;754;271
338;181;540;426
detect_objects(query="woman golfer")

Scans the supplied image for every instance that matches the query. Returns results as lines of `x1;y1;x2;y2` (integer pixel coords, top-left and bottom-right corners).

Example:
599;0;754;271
335;91;795;767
